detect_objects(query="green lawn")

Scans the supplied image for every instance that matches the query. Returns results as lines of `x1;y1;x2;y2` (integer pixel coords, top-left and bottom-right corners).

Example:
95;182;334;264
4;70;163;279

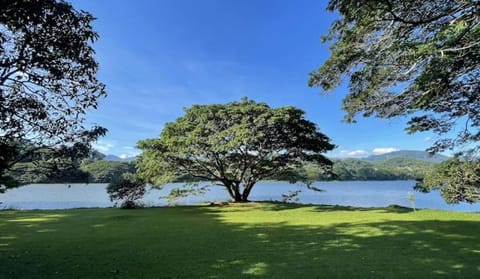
1;203;479;278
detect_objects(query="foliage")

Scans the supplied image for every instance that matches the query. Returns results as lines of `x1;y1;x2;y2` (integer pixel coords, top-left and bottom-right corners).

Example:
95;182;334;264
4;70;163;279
1;205;479;278
0;0;106;190
5;149;134;184
310;0;479;154
370;157;434;180
364;150;448;164
86;150;106;161
407;191;416;211
9;162;90;184
416;158;480;204
106;173;146;208
280;157;435;182
281;190;302;203
0;141;23;191
2;143;92;187
137;98;335;202
160;183;210;205
5;149;436;185
2;145;112;185
310;0;479;202
81;160;135;183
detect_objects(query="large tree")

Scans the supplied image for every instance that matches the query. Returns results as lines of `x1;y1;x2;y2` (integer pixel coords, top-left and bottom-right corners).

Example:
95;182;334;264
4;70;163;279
310;0;480;202
137;99;335;202
0;0;106;190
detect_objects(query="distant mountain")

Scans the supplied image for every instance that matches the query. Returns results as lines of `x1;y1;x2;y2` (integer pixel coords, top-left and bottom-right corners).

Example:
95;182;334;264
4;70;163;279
103;154;121;161
103;154;136;162
364;150;449;164
326;150;448;181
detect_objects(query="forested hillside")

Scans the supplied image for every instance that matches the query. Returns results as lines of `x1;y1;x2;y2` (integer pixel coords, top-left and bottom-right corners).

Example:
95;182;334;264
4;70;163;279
331;157;435;181
7;150;134;184
364;150;448;164
8;150;444;184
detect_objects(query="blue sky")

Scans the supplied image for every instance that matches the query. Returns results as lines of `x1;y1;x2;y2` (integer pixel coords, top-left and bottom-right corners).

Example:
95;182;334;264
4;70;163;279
71;0;439;159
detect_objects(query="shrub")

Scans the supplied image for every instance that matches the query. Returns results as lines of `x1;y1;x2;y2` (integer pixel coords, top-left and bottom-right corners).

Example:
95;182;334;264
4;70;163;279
107;173;146;209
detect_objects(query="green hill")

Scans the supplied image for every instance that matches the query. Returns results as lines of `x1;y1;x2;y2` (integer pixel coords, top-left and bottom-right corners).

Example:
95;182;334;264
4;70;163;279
364;150;449;163
325;150;446;181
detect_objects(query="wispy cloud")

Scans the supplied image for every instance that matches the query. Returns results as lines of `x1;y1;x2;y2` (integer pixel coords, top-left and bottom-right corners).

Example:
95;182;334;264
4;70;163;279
119;146;141;159
372;147;399;155
334;147;400;158
92;140;115;153
338;150;369;158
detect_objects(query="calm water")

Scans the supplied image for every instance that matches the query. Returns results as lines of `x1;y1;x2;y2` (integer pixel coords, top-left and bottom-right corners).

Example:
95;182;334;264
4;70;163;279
1;181;480;212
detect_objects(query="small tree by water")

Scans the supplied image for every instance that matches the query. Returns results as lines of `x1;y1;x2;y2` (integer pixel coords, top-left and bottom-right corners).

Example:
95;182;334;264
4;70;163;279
107;173;146;209
408;192;416;212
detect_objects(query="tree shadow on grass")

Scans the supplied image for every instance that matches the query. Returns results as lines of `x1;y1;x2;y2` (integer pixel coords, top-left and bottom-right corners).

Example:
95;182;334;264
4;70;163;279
257;201;417;213
198;204;480;278
0;206;479;278
199;210;479;278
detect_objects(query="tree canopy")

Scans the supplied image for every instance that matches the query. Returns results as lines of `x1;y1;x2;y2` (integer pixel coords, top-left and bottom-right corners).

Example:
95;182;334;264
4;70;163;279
310;0;479;155
0;0;106;189
310;0;480;203
137;99;335;202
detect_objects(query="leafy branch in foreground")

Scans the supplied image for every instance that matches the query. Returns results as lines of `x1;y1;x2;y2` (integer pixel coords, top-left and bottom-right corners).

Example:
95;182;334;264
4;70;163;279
311;0;480;203
0;0;106;190
311;0;479;155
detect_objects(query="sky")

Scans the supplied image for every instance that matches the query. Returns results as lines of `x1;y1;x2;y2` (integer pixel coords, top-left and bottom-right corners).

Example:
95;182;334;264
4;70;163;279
70;0;440;159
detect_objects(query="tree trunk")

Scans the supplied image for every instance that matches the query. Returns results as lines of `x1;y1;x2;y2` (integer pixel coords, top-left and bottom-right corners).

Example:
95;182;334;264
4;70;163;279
223;181;254;202
223;181;244;202
224;181;235;200
241;182;254;202
233;182;243;202
228;189;244;202
233;194;244;202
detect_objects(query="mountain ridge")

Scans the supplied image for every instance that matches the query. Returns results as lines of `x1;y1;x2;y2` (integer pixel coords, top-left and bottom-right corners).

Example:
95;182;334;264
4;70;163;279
103;154;136;162
362;150;449;163
99;150;450;164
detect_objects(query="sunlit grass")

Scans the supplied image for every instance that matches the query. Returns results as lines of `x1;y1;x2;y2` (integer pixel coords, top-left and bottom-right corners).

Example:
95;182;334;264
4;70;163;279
1;203;479;278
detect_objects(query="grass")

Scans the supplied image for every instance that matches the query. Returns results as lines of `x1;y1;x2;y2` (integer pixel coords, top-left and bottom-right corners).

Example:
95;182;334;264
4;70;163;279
1;203;479;278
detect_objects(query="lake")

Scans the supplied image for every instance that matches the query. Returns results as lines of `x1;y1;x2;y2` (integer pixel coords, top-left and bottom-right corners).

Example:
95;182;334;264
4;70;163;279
1;181;480;212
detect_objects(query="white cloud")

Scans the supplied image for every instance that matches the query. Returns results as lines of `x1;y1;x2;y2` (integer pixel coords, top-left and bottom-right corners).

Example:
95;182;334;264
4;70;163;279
424;137;433;142
119;146;141;159
92;141;114;153
371;147;399;155
338;150;369;158
119;152;141;159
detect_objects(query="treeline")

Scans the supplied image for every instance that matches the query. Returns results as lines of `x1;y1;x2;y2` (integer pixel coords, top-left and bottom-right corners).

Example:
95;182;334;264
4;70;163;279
273;157;435;182
7;149;135;184
331;158;434;180
9;152;436;185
